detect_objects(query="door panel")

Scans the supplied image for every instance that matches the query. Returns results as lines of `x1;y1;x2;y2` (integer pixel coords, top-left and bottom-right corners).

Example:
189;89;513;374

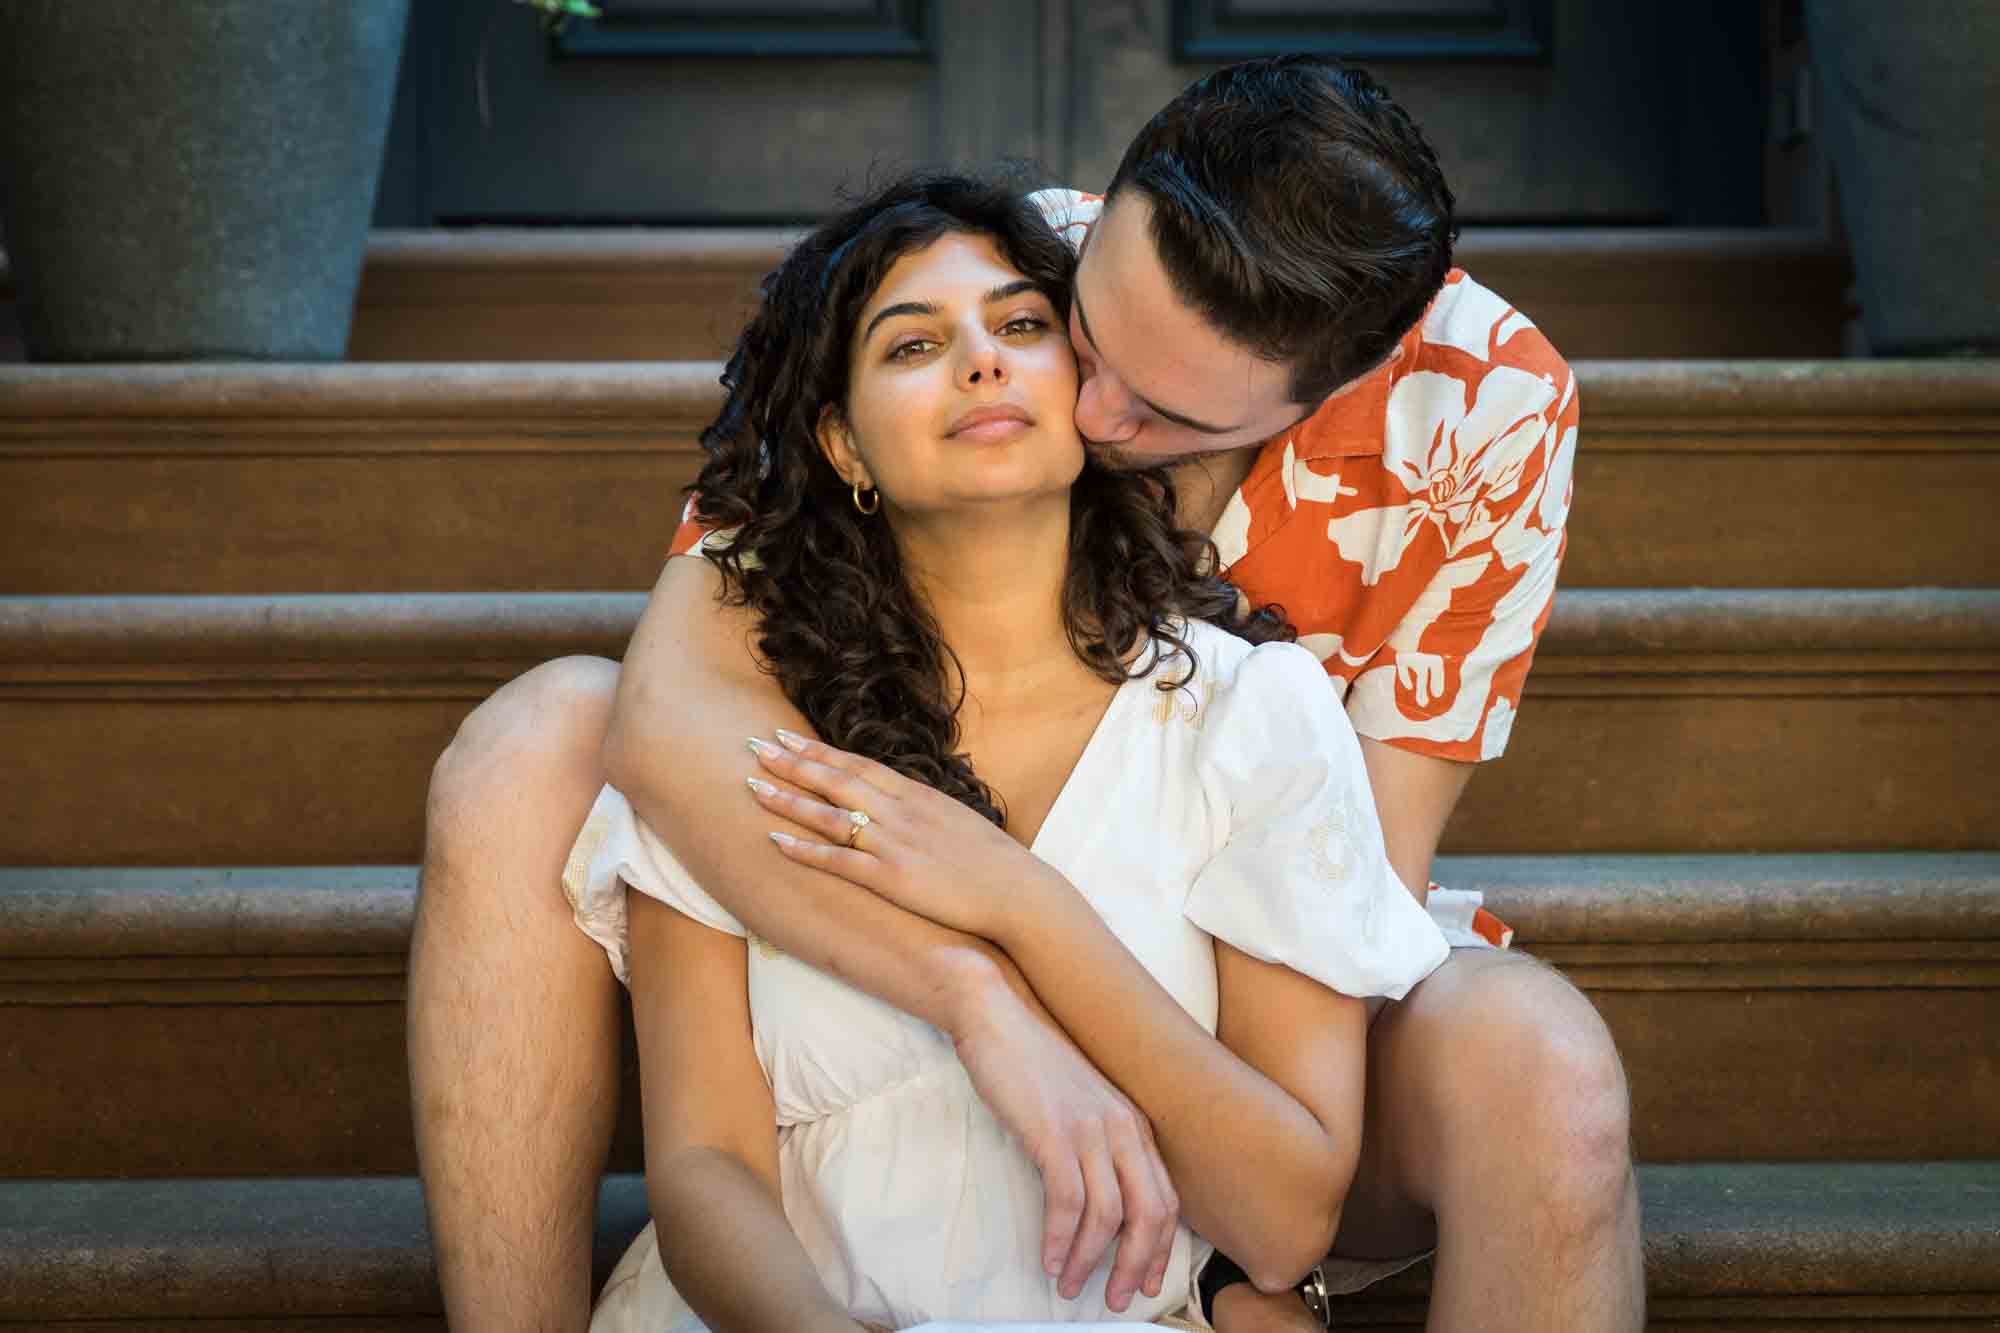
378;0;1760;226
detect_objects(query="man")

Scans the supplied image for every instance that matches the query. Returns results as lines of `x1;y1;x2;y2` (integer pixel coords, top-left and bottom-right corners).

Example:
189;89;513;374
411;56;1641;1331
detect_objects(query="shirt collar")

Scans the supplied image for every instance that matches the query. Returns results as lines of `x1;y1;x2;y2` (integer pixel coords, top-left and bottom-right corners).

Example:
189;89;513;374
1277;305;1430;462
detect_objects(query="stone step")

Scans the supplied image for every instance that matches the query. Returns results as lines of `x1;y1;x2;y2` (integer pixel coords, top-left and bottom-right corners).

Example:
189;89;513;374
2;589;1993;866
344;228;1855;363
0;1165;1994;1328
1;856;1991;1178
3;360;1995;595
1;227;1852;366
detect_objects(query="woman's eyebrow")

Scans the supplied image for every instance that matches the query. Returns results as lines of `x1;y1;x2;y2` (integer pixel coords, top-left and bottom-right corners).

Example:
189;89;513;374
862;300;938;342
983;279;1042;305
862;280;1047;343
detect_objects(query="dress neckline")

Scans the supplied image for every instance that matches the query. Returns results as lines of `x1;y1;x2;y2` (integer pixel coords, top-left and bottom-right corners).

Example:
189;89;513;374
1026;629;1195;859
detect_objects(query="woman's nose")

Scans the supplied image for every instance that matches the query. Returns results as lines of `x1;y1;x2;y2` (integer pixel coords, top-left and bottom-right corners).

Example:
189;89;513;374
958;336;1007;388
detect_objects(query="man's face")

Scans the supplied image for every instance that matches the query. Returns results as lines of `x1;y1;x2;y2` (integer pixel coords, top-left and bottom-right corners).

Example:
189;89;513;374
1069;193;1306;468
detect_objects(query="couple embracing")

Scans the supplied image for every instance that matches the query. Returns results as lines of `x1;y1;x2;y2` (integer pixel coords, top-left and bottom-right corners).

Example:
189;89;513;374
412;55;1641;1332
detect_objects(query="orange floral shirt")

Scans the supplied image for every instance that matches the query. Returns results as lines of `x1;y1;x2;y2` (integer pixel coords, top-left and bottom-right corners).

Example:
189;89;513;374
673;192;1577;769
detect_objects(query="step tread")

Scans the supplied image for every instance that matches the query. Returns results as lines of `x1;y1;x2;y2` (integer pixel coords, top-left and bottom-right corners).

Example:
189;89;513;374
4;855;1996;963
4;357;1998;421
0;1165;1994;1319
7;361;1995;597
5;588;1997;669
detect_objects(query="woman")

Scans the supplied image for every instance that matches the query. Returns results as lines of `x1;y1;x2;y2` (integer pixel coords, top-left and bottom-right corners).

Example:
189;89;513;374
563;173;1448;1331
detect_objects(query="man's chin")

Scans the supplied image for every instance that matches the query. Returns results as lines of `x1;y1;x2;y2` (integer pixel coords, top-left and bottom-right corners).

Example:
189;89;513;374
1082;439;1211;473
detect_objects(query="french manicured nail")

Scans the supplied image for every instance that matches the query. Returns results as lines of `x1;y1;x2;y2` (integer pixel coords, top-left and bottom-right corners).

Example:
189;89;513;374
746;776;777;797
745;737;778;758
774;728;808;751
769;831;798;848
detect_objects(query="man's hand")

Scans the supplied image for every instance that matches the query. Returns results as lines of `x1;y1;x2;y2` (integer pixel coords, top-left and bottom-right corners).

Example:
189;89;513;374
946;954;1181;1313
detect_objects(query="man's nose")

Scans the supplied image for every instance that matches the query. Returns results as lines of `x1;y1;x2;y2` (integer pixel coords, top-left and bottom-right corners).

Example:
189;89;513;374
1074;369;1140;443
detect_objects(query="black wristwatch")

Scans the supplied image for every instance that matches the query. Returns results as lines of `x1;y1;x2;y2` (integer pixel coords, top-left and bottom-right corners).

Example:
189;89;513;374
1197;1251;1333;1329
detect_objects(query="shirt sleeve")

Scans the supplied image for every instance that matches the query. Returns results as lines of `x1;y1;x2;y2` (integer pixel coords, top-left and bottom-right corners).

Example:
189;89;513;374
1346;350;1578;763
667;494;708;559
1183;641;1450;1001
1026;187;1101;253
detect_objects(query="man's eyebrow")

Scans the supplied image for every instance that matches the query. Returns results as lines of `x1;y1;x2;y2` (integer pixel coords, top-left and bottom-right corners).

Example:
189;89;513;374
1072;288;1240;436
860;281;1046;343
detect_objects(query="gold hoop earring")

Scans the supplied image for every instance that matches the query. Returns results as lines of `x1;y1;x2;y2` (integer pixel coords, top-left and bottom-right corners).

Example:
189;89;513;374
851;481;880;515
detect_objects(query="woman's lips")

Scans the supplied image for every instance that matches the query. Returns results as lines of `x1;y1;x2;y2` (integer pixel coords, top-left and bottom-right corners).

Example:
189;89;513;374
946;404;1033;442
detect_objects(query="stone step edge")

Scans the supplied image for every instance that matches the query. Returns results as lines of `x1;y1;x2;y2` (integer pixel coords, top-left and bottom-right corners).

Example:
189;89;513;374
3;855;1993;963
3;589;1996;673
14;225;1849;287
3;358;1998;427
1;1164;1995;1320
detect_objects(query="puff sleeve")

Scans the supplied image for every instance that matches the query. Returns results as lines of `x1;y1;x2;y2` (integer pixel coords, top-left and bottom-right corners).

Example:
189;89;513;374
1183;641;1450;1001
562;783;747;985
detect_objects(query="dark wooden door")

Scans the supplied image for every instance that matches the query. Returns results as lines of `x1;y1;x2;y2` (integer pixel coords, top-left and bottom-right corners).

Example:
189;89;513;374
376;0;1762;226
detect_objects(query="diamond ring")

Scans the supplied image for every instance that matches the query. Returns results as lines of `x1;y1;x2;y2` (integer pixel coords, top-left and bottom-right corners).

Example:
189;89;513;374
842;809;872;848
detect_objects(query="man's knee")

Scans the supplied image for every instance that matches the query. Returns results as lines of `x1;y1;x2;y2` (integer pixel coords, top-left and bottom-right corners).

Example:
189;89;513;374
429;655;622;826
1404;952;1633;1211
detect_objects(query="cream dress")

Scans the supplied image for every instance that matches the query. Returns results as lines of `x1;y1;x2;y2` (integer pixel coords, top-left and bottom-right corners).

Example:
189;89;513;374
563;619;1451;1331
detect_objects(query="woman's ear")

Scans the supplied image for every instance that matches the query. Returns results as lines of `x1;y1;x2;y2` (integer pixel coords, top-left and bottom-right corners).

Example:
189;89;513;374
816;404;870;490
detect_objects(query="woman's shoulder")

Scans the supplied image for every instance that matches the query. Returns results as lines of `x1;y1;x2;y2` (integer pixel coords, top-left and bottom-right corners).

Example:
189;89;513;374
1175;620;1326;693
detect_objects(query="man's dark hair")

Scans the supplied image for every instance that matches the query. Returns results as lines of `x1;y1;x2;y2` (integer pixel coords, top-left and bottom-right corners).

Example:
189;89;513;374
1106;54;1458;407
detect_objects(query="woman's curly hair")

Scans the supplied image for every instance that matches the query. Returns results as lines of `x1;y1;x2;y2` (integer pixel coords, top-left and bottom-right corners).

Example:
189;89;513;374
690;171;1292;827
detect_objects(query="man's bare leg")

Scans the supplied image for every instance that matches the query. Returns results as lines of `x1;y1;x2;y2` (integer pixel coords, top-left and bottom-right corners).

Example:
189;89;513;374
408;655;626;1332
1330;948;1645;1331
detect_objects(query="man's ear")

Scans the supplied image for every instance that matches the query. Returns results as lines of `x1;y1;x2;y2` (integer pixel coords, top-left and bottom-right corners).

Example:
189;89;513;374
816;404;870;489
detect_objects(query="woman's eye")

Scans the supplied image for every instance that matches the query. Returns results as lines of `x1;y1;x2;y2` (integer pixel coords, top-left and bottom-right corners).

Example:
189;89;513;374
887;338;936;361
1000;316;1049;337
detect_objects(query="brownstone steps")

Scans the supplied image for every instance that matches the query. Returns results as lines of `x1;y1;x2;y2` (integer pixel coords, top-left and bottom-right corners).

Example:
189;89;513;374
3;588;1993;865
2;1164;1994;1329
339;228;1853;363
1;226;1852;367
3;854;1992;1178
5;360;1996;595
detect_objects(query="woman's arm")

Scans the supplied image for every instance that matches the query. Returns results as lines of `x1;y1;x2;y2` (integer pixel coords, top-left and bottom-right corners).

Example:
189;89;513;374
756;738;1366;1292
959;874;1363;1292
626;891;861;1333
604;556;1177;1309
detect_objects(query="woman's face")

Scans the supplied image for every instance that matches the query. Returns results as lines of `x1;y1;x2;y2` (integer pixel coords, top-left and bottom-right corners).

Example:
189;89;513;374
821;231;1084;517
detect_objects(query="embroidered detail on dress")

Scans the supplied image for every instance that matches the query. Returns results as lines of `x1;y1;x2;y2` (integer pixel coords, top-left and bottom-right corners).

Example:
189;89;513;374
561;808;611;910
1153;679;1217;728
750;934;785;960
1309;797;1357;886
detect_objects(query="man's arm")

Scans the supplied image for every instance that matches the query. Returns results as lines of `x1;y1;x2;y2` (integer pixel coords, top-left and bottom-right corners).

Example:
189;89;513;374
1357;738;1474;905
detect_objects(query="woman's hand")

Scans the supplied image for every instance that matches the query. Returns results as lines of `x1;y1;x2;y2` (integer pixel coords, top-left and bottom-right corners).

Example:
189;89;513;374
948;962;1181;1309
743;729;1064;947
745;728;1180;1310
